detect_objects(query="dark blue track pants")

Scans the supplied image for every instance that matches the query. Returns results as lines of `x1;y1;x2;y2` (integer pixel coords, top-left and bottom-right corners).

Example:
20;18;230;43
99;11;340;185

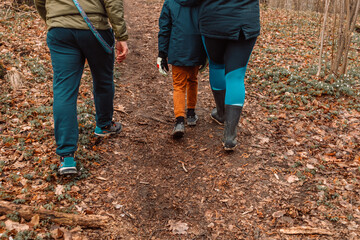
202;34;257;106
47;28;115;156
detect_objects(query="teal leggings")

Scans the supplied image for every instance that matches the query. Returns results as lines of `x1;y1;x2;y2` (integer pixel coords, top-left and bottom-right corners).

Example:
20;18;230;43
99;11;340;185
202;34;257;106
47;28;115;156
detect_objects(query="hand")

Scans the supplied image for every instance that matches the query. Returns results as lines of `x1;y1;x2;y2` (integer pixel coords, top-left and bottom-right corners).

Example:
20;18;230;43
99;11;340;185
116;41;129;63
157;57;169;76
199;58;209;73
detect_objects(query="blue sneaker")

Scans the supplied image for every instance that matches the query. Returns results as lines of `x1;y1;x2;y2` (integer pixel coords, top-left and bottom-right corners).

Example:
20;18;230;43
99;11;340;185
59;155;77;175
94;121;122;137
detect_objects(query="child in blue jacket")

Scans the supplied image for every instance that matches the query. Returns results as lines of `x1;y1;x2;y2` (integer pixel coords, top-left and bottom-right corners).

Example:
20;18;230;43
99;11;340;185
157;0;206;138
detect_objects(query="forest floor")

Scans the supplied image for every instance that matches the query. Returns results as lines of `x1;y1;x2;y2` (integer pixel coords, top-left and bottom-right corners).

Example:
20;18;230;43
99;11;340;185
0;0;360;239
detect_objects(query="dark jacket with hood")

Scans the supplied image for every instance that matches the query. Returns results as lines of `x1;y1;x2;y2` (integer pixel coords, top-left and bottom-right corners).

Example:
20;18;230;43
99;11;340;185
198;0;260;40
158;0;206;66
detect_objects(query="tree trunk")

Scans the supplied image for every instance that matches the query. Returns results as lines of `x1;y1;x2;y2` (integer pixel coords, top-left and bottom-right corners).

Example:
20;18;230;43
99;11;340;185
340;0;360;74
331;0;346;74
330;0;339;75
317;0;331;76
331;0;360;75
0;201;110;228
0;62;6;80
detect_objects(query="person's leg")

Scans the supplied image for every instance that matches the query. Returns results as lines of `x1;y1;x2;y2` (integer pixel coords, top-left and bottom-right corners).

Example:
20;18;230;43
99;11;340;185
224;35;257;106
186;66;199;126
202;37;227;124
47;28;85;157
78;29;115;129
172;65;188;137
186;66;199;110
223;34;257;150
172;65;188;119
202;37;226;90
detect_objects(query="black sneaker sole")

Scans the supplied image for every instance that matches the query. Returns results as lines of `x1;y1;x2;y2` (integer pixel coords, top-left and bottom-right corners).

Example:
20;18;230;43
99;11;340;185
172;131;184;138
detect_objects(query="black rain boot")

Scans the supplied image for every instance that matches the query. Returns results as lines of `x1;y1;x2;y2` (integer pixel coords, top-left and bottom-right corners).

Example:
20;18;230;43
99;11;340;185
223;105;243;151
210;90;226;125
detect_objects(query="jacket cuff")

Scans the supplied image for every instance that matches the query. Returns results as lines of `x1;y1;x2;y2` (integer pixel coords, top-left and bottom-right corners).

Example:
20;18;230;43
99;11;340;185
158;51;167;58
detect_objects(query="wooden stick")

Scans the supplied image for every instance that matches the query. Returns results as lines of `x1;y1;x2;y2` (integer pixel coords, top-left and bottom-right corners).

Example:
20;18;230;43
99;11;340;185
0;201;110;228
280;226;334;235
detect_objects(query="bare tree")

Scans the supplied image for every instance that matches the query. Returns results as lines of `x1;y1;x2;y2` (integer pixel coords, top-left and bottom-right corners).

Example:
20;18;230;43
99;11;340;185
268;0;359;76
317;0;331;76
331;0;360;75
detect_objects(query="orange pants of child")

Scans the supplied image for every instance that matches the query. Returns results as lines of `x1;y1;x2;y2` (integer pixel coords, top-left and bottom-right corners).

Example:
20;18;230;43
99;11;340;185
172;65;199;118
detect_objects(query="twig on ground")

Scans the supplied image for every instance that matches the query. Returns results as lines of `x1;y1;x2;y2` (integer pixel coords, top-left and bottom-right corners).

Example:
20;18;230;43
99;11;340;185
191;233;208;240
143;115;170;125
0;200;109;228
122;208;136;220
179;161;188;173
114;108;128;114
147;228;167;240
4;5;12;19
176;168;197;186
280;226;334;235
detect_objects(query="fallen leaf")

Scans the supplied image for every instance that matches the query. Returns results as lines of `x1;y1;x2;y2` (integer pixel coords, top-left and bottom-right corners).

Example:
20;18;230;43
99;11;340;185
96;177;107;181
70;226;82;233
287;175;299;183
60;227;72;240
306;164;315;169
5;220;29;232
13;161;26;169
259;136;270;144
30;214;40;226
50;226;63;239
55;185;64;196
70;186;80;193
287;150;295;156
272;210;286;218
114;105;126;113
168;220;189;235
6;68;23;90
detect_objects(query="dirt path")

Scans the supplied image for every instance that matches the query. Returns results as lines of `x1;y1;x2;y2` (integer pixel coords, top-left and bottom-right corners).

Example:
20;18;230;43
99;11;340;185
80;1;283;238
75;1;359;239
1;1;359;239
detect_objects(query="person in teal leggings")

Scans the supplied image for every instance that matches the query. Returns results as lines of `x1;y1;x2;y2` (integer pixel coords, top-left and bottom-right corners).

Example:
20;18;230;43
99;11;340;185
198;0;260;150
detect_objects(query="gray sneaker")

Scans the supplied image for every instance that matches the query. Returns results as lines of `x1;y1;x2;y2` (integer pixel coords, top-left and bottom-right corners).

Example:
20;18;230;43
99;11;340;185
172;122;185;138
187;114;198;126
94;121;122;136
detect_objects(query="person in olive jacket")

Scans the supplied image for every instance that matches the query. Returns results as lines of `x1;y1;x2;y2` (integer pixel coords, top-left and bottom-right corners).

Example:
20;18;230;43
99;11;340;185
35;0;129;175
198;0;260;150
157;0;206;138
